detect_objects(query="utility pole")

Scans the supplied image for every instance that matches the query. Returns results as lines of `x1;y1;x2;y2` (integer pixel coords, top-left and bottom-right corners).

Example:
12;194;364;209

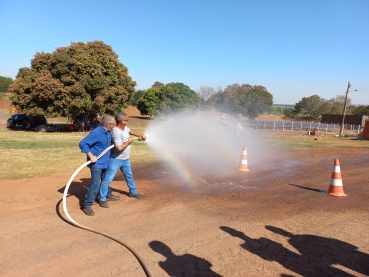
339;81;351;137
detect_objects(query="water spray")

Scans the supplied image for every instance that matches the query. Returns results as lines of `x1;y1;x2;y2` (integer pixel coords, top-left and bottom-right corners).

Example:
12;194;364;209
62;141;152;277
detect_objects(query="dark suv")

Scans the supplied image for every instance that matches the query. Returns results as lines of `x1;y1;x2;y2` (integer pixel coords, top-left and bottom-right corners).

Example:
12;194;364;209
6;113;47;130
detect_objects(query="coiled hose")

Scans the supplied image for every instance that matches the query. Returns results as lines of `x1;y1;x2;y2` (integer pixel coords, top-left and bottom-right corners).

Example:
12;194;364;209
62;144;153;277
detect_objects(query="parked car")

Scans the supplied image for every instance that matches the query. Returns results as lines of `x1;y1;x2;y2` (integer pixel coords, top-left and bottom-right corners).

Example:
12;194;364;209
6;113;47;130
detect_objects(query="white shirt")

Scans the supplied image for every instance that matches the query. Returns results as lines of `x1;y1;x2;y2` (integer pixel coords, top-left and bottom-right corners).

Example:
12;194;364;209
110;126;131;160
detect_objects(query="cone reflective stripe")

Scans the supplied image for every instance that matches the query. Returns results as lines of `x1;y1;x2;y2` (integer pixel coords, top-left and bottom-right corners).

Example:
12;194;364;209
328;159;347;197
238;146;250;171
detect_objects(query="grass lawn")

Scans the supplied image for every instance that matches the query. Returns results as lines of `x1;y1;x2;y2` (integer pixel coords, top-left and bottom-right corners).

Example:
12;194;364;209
0;125;159;180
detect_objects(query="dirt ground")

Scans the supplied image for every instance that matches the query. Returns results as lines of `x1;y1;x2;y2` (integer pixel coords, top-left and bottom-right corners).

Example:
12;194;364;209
1;105;369;277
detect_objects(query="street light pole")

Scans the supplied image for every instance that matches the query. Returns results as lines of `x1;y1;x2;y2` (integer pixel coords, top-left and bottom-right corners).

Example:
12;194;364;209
339;81;351;137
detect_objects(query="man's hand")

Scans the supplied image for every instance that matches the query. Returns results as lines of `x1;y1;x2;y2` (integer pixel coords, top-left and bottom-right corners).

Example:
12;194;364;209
90;156;98;163
87;152;97;163
139;134;146;141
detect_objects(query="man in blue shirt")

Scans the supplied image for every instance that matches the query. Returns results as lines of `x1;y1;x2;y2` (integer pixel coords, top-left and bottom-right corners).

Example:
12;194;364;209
79;114;120;216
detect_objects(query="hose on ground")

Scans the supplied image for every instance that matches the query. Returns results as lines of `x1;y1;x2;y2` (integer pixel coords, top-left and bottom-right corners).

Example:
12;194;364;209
62;145;153;277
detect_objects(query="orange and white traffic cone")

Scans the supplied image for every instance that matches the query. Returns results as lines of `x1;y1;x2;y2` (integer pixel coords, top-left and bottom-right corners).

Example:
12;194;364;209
328;159;347;197
238;146;250;171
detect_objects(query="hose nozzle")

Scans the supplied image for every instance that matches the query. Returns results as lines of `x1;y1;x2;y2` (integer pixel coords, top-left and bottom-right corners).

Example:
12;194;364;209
132;136;145;141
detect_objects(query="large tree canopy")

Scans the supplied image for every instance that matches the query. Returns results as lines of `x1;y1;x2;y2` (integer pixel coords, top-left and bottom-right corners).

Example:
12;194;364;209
137;82;200;116
293;95;328;119
292;94;354;119
210;83;273;119
326;95;352;115
9;41;136;117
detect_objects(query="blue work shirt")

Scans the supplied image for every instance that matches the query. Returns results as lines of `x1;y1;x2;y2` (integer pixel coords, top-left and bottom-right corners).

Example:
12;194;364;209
79;125;112;169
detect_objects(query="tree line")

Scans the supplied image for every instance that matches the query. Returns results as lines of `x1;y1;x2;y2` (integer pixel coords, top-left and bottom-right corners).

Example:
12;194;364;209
133;82;273;119
280;94;369;119
4;41;368;120
0;76;13;93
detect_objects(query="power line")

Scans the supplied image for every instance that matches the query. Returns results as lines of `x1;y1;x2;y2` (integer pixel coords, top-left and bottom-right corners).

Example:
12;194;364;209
0;22;72;40
0;30;62;46
0;22;185;66
351;85;369;93
0;22;193;73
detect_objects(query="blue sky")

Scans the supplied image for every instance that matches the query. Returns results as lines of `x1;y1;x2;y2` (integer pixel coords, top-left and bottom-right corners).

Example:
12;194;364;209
1;0;368;105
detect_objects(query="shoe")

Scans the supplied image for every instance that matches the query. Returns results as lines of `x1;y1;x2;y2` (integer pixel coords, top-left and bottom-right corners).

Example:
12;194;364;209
128;193;144;199
83;207;95;216
99;201;109;208
107;195;120;201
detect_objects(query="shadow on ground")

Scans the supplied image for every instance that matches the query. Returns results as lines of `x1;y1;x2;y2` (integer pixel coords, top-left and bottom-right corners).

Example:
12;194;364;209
149;240;222;276
221;225;369;276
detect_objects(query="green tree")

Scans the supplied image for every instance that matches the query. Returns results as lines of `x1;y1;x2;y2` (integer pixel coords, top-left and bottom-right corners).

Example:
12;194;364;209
158;82;200;114
326;95;352;114
237;85;273;118
350;104;369;115
0;76;13;92
128;89;146;106
283;107;297;118
210;83;273;119
294;95;329;119
137;82;200;116
136;88;160;116
197;85;222;110
8;41;136;117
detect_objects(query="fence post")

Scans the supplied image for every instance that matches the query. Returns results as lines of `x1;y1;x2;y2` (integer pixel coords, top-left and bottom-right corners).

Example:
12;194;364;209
283;121;285;131
292;122;294;131
318;122;320;132
273;121;275;131
358;125;361;134
300;122;302;132
326;124;328;133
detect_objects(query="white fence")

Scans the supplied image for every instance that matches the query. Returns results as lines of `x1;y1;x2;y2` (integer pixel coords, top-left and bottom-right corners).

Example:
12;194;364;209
243;120;361;134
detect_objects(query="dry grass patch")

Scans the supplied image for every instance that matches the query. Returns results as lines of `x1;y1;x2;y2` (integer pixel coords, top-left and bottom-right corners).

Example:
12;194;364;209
0;130;86;180
261;131;369;149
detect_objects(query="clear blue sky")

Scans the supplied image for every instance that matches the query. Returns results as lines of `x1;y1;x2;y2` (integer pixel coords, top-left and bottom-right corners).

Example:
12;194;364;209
1;0;368;105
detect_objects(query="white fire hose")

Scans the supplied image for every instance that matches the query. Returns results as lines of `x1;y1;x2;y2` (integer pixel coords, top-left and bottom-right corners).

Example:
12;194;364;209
62;143;152;277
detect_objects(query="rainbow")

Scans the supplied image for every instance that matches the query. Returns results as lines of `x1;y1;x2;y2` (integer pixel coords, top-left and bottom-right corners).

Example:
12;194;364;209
145;113;247;192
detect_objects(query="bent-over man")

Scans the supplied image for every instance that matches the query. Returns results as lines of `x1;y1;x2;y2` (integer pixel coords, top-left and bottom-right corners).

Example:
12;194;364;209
79;114;120;216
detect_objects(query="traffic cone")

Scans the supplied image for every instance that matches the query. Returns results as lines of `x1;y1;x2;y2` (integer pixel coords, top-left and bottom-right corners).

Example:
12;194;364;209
238;146;250;171
328;159;347;197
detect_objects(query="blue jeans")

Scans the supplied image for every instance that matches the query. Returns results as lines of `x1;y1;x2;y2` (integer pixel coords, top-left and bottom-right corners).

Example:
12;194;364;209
99;158;137;201
84;167;113;207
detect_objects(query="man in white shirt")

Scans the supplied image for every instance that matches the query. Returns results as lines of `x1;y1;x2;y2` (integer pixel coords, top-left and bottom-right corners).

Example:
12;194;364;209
98;112;146;207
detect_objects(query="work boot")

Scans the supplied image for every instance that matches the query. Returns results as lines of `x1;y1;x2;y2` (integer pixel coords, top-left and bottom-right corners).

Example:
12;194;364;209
99;201;109;208
107;195;120;201
128;193;144;199
83;206;95;216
